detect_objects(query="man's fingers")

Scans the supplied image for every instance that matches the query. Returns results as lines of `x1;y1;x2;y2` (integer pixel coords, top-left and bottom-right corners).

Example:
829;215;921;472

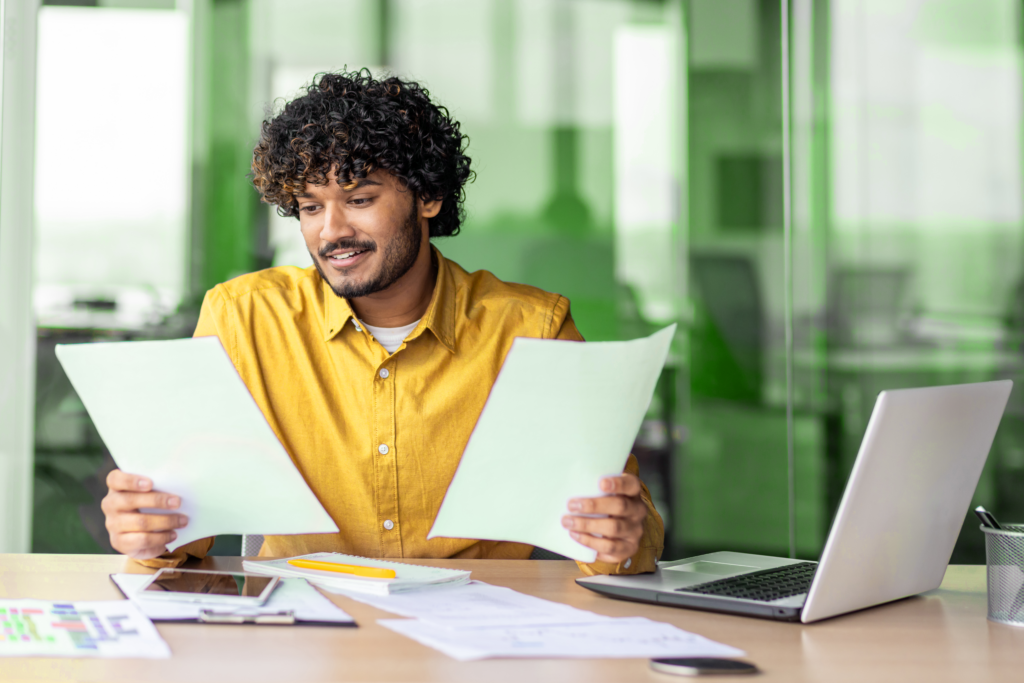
113;530;177;556
103;470;185;561
599;474;641;497
107;512;188;534
568;495;645;519
120;491;181;511
114;531;177;560
106;469;153;493
562;514;642;540
568;495;626;516
570;531;636;563
102;491;181;515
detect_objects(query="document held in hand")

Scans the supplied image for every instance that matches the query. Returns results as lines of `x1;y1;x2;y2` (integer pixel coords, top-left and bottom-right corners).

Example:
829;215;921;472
56;337;339;550
428;325;676;562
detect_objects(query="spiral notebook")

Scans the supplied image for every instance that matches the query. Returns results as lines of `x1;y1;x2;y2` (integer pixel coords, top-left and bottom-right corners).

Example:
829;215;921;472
242;553;471;596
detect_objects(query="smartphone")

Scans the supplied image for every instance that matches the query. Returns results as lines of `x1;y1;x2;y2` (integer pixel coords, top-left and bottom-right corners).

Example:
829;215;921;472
650;658;759;676
136;568;280;607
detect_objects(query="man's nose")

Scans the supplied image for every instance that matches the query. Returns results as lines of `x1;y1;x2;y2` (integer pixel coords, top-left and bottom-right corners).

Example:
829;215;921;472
320;205;356;242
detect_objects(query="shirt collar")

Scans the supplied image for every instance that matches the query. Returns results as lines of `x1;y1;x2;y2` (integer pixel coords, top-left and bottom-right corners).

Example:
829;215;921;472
322;245;456;353
323;280;357;342
415;246;456;353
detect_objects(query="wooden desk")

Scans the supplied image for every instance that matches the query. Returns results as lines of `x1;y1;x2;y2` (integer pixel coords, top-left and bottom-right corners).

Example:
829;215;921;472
0;556;1021;682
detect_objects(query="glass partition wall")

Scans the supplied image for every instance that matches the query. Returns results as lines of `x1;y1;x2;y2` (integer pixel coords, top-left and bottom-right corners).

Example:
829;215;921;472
681;0;807;560
31;3;190;552
27;0;1021;563
808;0;1024;562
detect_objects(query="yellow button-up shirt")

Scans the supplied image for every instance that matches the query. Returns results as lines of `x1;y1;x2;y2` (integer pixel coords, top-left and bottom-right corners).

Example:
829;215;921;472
152;248;663;575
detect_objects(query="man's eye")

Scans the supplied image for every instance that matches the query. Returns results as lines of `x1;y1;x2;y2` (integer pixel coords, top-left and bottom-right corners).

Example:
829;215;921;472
299;205;320;213
350;198;371;206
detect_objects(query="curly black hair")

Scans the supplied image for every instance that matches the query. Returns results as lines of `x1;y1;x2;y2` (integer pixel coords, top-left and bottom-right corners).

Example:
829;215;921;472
251;69;473;238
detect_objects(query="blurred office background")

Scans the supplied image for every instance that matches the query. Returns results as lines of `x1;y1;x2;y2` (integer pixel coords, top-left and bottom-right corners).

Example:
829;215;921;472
1;0;1022;562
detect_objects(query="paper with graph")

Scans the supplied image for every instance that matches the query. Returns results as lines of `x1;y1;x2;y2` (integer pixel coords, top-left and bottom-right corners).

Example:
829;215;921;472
0;600;169;658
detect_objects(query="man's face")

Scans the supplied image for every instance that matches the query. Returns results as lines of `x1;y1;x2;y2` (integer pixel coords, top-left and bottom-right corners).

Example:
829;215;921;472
296;170;428;299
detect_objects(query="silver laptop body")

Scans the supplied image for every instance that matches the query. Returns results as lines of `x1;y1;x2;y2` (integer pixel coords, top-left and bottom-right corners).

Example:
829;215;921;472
577;380;1013;623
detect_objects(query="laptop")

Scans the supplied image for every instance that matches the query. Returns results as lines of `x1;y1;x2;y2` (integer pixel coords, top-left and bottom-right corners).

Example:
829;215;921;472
577;380;1013;623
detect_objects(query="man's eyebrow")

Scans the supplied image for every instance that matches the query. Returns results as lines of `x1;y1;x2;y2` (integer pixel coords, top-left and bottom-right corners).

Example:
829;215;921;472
294;178;382;199
342;178;383;191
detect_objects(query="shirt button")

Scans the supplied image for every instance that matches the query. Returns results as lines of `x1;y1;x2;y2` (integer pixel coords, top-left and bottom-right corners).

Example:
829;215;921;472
624;558;632;569
383;519;394;530
353;320;362;332
378;444;389;455
379;368;389;379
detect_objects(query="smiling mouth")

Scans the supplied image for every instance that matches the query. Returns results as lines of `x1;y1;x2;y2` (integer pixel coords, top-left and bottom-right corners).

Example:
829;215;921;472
327;249;369;262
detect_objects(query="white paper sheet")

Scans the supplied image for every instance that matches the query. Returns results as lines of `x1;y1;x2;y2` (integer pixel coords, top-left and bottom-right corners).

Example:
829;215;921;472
110;574;354;624
428;325;675;562
56;337;339;550
332;580;610;627
0;600;170;658
379;616;745;661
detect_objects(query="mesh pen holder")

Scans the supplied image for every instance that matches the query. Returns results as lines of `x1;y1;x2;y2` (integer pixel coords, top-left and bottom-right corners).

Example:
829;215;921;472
982;524;1024;626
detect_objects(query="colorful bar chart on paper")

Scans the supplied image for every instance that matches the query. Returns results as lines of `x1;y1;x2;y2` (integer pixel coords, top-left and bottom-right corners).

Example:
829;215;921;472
0;600;170;658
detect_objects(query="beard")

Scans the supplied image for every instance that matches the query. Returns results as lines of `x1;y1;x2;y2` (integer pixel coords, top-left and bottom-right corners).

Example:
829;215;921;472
312;199;422;300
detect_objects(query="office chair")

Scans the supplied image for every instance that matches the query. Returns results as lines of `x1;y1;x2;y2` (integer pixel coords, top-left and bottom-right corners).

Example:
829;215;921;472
827;266;911;348
689;253;765;404
529;547;569;560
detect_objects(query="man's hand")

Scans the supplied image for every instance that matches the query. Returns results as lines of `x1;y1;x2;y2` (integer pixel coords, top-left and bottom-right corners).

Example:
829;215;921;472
101;469;189;560
562;473;646;564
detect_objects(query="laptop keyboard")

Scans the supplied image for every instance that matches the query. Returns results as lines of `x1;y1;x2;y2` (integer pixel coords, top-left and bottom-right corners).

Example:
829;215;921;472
676;561;818;602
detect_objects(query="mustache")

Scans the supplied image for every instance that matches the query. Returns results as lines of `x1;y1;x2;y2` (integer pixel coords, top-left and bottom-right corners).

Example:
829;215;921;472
318;240;377;258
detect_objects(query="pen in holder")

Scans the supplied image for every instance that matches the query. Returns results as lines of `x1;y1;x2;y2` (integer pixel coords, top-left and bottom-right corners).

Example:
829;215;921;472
981;524;1024;627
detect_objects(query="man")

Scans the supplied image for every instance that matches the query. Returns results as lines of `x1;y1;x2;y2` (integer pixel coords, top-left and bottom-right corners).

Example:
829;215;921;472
101;70;664;575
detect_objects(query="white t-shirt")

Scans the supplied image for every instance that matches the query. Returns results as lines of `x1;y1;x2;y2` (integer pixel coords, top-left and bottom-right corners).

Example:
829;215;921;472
362;319;421;354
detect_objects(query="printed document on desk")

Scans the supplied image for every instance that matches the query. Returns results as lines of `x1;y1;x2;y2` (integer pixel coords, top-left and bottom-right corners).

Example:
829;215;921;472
380;617;744;661
56;337;339;550
0;600;170;658
333;580;611;627
429;325;675;562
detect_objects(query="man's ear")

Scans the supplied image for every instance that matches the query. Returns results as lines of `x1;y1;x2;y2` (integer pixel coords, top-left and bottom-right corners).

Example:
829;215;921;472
420;197;442;219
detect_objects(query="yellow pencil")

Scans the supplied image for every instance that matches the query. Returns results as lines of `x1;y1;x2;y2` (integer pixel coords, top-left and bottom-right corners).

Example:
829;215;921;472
287;559;397;579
